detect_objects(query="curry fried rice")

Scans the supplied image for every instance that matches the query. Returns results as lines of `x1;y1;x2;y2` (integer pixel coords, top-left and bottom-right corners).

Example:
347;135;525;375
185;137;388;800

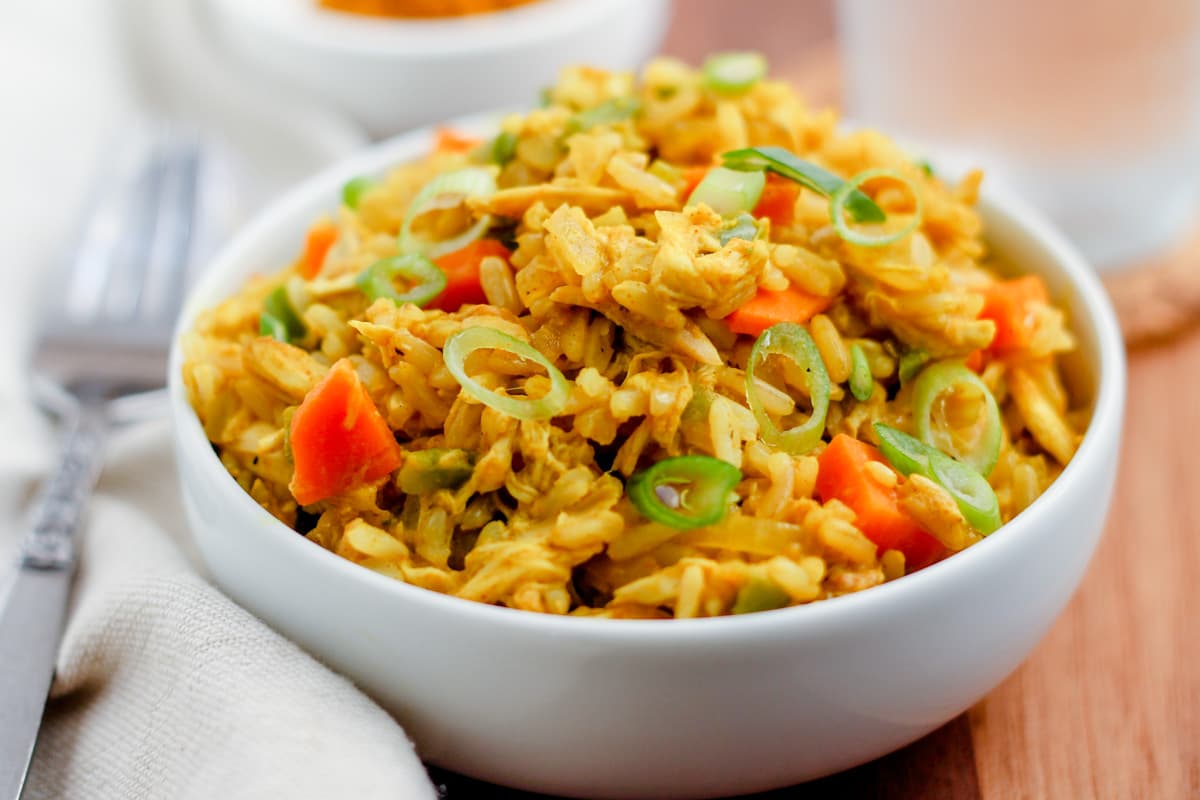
182;55;1088;619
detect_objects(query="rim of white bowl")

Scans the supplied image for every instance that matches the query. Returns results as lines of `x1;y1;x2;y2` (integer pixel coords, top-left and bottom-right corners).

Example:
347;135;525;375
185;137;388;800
207;0;663;57
168;113;1127;643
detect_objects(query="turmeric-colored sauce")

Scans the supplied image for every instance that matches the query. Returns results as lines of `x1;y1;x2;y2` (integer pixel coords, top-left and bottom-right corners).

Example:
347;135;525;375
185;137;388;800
318;0;538;18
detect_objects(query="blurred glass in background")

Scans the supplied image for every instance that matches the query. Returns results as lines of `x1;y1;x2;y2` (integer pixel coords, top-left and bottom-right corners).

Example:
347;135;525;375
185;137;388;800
837;0;1200;271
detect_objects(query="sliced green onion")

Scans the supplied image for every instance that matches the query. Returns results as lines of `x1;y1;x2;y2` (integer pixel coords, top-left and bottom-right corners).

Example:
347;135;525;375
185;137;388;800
917;159;934;177
929;451;1001;534
355;254;447;307
721;146;885;223
443;326;570;421
490;131;518;166
898;348;930;384
565;97;641;135
259;313;288;343
731;576;790;614
874;423;1002;535
874;423;933;478
703;52;767;94
342;176;375;210
627;455;742;530
687;166;766;217
398;448;475;494
259;286;306;344
848;343;873;402
830;168;923;247
912;361;1002;476
399;167;496;259
719;213;759;246
746;323;831;455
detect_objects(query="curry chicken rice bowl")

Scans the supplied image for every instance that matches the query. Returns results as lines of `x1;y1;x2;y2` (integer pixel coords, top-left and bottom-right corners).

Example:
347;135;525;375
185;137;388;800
182;55;1087;620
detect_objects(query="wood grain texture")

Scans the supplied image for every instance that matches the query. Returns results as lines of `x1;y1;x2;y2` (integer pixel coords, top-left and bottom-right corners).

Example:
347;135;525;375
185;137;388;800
969;331;1200;799
1100;228;1200;346
438;2;1199;797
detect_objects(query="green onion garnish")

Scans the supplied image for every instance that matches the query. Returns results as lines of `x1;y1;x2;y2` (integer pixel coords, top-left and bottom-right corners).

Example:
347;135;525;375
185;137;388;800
872;423;930;478
719;212;759;246
564;97;641;136
259;286;306;344
342;176;375;210
627;455;742;530
702;52;768;94
929;450;1002;534
398;167;497;259
721;146;885;223
746;323;832;455
731;576;790;614
687;166;766;217
898;348;930;384
874;423;1002;534
398;448;476;494
355;254;447;307
443;326;571;422
830;168;923;247
912;360;1003;476
259;314;288;344
490;131;518;166
917;159;934;177
848;343;874;402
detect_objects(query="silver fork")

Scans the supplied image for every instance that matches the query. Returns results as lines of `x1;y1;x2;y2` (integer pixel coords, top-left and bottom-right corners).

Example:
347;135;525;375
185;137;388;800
0;124;203;800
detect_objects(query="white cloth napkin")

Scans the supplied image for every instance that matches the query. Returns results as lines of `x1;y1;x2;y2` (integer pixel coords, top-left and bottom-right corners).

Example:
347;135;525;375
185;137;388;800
1;2;436;797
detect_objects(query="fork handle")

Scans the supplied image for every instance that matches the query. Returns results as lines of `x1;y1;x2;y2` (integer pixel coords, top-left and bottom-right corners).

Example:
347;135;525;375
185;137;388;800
0;402;107;800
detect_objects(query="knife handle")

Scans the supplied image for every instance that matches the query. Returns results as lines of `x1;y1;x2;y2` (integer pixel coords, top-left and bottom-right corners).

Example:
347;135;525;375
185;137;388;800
19;403;107;571
0;402;107;800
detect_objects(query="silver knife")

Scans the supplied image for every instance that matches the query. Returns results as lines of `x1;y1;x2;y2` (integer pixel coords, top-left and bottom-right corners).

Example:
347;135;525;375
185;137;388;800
0;405;106;800
0;124;204;799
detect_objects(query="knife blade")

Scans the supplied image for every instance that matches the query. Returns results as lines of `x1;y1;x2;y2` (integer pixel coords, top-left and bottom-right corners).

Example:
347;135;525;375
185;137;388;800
0;568;71;800
0;404;104;800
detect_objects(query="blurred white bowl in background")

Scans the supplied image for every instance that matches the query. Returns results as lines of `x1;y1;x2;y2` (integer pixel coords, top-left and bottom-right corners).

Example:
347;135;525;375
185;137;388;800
205;0;671;139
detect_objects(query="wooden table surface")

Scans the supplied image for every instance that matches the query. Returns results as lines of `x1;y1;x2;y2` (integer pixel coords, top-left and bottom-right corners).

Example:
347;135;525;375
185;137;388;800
441;2;1199;797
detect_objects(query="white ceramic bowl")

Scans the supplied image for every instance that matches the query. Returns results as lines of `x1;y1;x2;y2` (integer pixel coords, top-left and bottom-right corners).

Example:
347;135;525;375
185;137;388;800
204;0;671;138
168;119;1126;799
